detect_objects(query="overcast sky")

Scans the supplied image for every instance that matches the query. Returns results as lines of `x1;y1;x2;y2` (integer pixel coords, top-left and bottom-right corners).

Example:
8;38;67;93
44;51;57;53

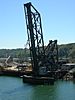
0;0;75;49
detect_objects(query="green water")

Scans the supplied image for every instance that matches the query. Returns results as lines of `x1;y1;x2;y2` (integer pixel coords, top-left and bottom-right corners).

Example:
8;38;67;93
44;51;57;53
0;76;75;100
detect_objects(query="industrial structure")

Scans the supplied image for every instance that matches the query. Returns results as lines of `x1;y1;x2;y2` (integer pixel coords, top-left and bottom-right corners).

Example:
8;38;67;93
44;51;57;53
0;2;75;84
23;2;58;84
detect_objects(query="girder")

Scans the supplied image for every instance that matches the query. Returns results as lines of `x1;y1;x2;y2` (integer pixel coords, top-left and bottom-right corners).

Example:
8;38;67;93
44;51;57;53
24;2;45;75
24;2;58;76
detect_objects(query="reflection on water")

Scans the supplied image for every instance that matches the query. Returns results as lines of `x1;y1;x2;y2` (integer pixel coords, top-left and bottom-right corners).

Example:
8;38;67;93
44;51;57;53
0;76;75;100
31;85;55;100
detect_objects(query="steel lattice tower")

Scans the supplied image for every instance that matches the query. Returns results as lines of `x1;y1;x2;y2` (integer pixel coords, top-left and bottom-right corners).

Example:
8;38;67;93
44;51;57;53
24;2;45;75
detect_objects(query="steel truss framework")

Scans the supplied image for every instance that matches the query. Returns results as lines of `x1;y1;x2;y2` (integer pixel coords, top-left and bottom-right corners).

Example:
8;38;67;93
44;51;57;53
45;40;58;71
24;2;45;75
24;2;58;76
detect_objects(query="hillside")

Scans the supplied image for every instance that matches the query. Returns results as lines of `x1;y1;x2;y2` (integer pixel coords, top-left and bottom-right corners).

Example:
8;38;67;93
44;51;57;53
0;48;30;58
58;43;75;62
0;43;75;62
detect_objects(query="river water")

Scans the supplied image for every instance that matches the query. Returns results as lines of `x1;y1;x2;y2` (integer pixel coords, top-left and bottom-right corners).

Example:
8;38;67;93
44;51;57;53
0;76;75;100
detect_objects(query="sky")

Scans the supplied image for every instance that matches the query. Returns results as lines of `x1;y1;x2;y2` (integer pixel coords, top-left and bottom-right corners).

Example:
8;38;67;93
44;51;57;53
0;0;75;49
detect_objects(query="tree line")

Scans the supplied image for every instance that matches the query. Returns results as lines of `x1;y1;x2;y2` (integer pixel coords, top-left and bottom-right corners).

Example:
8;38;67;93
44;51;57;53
0;43;75;62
